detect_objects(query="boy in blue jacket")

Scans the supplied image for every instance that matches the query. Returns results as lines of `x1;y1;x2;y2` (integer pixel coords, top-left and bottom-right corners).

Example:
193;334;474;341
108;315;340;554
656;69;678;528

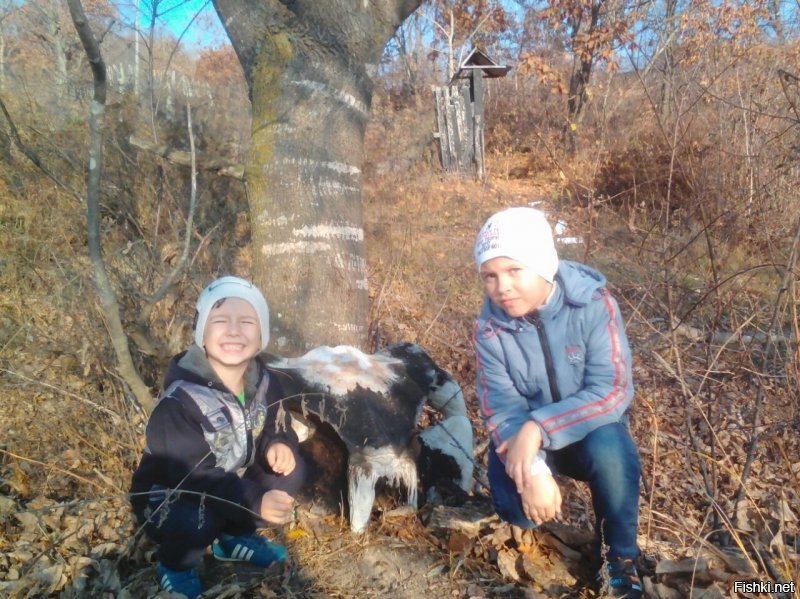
473;208;642;598
130;276;305;598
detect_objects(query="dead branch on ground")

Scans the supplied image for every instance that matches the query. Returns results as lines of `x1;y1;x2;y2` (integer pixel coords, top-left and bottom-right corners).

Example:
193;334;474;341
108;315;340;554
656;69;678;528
128;135;244;180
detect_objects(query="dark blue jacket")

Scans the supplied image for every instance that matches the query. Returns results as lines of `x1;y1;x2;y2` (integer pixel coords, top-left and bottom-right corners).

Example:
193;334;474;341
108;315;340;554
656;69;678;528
129;345;297;523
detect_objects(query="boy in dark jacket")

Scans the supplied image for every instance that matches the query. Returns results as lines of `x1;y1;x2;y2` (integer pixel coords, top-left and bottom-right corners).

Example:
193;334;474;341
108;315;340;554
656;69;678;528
473;208;642;598
130;276;305;598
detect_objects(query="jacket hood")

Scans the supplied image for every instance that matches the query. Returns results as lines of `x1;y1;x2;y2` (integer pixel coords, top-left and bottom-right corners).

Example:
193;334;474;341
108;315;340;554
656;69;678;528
163;344;263;396
477;260;607;331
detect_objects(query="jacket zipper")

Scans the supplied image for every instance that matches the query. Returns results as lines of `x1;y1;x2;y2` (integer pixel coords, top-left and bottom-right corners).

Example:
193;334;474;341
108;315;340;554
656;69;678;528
526;313;563;403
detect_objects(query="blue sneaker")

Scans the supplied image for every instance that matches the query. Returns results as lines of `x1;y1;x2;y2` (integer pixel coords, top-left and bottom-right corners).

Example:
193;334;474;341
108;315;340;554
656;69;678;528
211;533;287;567
600;558;643;599
156;563;202;598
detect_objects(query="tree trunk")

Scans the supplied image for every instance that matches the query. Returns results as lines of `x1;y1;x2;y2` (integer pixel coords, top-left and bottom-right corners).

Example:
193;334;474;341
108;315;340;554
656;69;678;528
133;0;140;96
563;0;602;154
0;25;5;91
657;0;678;120
212;0;421;355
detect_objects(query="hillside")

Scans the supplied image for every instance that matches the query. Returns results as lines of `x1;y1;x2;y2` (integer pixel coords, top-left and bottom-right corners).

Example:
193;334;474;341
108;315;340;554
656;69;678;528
1;131;798;596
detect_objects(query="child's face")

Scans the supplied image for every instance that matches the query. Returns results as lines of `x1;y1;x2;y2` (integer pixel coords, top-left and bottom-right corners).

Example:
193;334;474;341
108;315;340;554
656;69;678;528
479;256;553;318
202;297;261;369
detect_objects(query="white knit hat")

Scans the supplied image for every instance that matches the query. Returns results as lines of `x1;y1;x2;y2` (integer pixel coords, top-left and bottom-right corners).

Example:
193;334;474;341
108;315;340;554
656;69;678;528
474;207;559;283
194;276;270;350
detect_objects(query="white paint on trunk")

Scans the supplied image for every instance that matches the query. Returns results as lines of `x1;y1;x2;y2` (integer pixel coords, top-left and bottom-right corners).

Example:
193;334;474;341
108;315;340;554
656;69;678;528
270;345;401;396
289;79;369;117
261;241;332;256
270;123;297;135
256;212;293;226
332;322;366;333
355;278;368;290
332;252;366;273
348;447;418;532
293;224;364;241
278;157;361;177
316;180;360;196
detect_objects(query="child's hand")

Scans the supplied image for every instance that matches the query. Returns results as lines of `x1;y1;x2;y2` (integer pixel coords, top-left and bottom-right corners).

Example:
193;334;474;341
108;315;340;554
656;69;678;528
259;489;294;524
496;420;542;493
266;442;296;475
520;473;562;525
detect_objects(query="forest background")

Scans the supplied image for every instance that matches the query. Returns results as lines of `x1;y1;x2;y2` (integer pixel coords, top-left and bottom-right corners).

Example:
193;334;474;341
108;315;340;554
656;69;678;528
0;0;798;597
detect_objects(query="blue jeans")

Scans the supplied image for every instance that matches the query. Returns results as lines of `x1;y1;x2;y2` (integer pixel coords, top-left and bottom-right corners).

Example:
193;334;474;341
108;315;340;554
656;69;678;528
134;457;306;571
487;421;640;560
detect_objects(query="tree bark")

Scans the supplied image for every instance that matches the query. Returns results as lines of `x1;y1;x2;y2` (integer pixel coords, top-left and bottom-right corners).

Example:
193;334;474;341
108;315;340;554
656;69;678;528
212;0;421;355
67;0;154;413
0;25;5;91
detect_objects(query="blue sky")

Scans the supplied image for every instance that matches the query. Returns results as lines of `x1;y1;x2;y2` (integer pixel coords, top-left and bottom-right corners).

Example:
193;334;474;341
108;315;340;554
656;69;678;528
125;0;229;50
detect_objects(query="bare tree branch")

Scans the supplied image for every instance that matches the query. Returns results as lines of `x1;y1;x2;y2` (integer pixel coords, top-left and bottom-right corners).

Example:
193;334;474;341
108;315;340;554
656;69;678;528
732;217;800;513
0;95;83;203
67;0;154;414
778;69;800;124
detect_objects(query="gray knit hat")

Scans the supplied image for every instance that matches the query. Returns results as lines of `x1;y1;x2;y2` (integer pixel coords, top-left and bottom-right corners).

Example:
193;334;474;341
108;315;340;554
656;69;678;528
474;207;559;283
194;276;270;350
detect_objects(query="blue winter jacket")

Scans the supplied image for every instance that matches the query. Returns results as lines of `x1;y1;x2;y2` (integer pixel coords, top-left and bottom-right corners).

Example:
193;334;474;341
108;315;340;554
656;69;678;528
474;260;633;451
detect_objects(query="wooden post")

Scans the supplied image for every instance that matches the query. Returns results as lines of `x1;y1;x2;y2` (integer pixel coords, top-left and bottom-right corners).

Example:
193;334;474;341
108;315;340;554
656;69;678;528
433;87;451;170
447;85;462;173
459;80;474;174
471;71;485;180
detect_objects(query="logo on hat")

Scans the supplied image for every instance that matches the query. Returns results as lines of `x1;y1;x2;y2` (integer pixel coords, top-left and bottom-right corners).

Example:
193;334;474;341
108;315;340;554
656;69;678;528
476;222;500;255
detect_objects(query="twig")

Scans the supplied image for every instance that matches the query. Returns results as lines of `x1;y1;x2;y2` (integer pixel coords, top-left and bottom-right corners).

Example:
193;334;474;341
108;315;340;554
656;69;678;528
0;448;119;493
188;222;223;269
1;367;121;421
150;0;212;130
732;218;800;512
420;289;450;346
777;69;800;124
138;104;200;327
0;95;83;203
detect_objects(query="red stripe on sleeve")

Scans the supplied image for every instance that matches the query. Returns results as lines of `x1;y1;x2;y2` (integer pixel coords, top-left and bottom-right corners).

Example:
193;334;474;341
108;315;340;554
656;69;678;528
539;295;627;433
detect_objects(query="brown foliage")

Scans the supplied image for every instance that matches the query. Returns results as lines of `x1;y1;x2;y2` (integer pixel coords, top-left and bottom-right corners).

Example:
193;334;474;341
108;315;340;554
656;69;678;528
194;45;244;88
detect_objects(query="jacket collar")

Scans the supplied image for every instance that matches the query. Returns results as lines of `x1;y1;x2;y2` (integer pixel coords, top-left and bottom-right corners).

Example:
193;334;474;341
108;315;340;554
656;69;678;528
164;344;263;396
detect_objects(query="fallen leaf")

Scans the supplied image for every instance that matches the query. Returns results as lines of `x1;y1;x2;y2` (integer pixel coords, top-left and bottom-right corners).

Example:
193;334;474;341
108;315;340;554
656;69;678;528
286;528;307;540
496;549;520;582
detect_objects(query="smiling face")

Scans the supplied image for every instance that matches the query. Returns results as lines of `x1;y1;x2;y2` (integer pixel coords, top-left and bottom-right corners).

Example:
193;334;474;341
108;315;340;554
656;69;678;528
202;297;261;373
479;256;553;318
